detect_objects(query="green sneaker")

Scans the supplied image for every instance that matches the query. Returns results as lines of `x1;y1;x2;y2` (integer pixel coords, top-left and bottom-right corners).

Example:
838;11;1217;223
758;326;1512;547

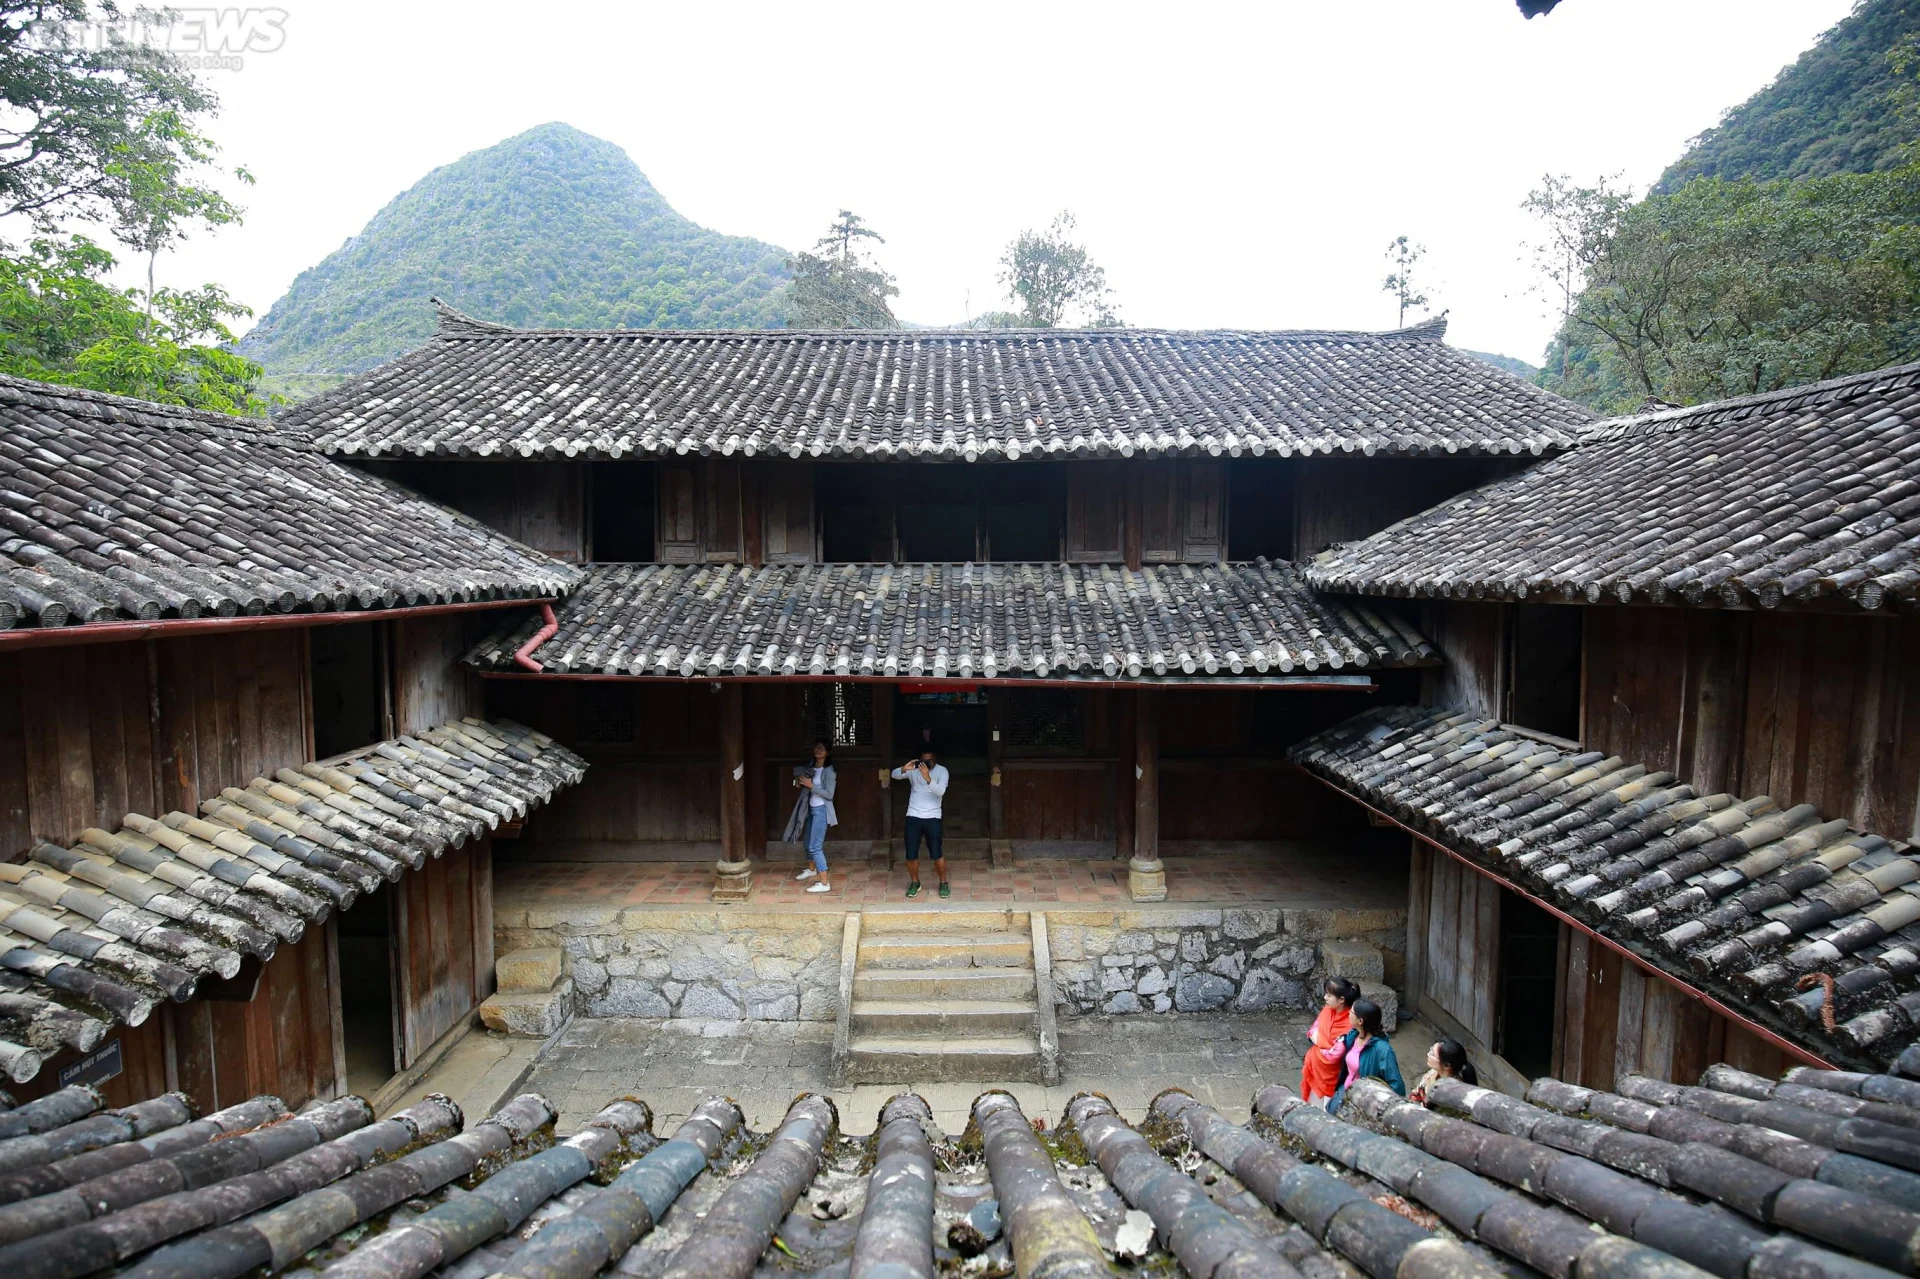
938;882;951;898
906;881;921;898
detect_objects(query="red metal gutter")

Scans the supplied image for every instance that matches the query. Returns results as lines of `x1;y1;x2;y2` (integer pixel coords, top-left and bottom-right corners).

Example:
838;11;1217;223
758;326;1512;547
1305;774;1835;1071
513;602;560;672
0;598;554;652
476;670;1380;691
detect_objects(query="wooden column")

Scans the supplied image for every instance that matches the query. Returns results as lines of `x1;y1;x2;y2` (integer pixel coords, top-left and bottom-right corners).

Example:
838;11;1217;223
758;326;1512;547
713;683;752;901
872;683;894;871
1129;688;1165;901
988;688;1011;866
1113;690;1135;861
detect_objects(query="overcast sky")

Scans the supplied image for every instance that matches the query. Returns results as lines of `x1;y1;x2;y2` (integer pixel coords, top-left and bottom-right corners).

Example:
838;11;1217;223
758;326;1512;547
150;0;1857;364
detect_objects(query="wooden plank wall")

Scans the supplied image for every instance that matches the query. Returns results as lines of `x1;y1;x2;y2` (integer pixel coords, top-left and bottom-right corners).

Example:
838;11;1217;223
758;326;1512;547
1423;851;1500;1046
367;460;587;563
0;631;311;857
1294;458;1516;559
394;839;490;1066
391;615;486;736
1582;607;1920;841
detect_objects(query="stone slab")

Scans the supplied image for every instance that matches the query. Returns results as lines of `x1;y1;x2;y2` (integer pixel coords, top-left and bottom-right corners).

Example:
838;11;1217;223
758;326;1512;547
495;947;563;993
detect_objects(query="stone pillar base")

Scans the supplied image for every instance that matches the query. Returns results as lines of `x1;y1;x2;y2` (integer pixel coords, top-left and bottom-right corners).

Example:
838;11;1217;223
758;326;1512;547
869;840;892;873
1127;857;1167;902
712;859;753;902
990;839;1015;869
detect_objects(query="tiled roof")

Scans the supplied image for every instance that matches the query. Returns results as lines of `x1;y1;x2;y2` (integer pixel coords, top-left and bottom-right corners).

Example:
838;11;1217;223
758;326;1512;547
0;375;579;631
0;719;584;1084
1307;362;1920;612
463;560;1438;679
287;305;1593;461
3;1064;1920;1279
1290;705;1920;1070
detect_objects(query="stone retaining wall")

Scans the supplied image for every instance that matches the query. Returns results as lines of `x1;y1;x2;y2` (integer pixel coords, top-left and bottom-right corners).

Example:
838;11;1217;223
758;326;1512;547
1046;906;1405;1026
497;905;843;1022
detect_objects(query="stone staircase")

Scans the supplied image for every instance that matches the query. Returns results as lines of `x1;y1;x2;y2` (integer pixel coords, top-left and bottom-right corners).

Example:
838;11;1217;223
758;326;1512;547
479;947;572;1038
835;910;1060;1085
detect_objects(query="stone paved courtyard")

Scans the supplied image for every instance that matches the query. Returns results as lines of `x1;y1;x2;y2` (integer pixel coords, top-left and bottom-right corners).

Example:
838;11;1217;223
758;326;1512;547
512;1011;1435;1137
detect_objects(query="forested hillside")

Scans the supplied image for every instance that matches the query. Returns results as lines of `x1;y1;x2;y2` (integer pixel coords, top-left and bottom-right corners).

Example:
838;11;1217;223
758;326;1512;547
240;123;790;374
1658;0;1920;188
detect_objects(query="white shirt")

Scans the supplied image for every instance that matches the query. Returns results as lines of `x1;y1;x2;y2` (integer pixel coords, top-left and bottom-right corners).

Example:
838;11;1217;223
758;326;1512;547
809;766;826;807
891;762;950;819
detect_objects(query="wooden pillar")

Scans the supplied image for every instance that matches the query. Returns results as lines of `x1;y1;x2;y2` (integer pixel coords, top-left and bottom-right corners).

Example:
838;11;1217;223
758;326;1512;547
872;683;894;871
1113;689;1135;861
1129;687;1165;901
713;683;752;901
743;685;766;862
988;688;1011;866
1124;469;1144;572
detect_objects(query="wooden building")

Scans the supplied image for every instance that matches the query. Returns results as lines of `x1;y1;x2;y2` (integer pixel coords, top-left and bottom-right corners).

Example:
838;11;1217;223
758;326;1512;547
288;306;1591;901
0;377;583;1107
1297;363;1920;1089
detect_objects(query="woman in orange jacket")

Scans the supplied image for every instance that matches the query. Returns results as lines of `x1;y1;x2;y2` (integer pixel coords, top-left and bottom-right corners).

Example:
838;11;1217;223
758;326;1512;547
1300;977;1360;1105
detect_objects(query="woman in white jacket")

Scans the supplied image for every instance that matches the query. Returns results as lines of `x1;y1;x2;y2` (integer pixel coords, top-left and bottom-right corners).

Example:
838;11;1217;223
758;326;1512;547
783;739;837;894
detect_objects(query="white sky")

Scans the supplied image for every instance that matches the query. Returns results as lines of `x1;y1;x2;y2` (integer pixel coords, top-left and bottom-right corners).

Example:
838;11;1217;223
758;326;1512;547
143;0;1858;364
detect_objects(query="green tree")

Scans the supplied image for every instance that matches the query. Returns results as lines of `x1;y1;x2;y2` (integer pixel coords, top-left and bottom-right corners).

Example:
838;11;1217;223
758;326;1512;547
1521;174;1633;383
107;108;251;334
1539;169;1920;411
0;1;222;228
783;209;898;329
1381;235;1430;328
0;234;273;413
998;211;1118;328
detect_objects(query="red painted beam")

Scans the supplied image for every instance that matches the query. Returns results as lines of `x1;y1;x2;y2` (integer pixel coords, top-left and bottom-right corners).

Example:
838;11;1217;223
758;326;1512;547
0;598;553;652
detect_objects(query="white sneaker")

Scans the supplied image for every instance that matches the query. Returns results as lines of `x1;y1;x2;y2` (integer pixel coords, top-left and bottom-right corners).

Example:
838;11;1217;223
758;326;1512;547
807;881;831;893
794;868;818;881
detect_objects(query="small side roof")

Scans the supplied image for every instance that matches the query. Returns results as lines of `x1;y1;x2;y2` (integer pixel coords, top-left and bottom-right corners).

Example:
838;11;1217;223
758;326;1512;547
1307;361;1920;612
0;374;579;630
285;304;1593;461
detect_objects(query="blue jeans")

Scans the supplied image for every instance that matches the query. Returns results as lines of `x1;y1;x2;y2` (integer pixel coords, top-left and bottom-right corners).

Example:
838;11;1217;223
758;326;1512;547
903;815;943;866
805;808;829;872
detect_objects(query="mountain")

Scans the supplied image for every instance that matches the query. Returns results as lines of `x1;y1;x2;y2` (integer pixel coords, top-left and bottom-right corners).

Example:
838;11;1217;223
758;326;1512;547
1658;0;1920;190
240;123;791;375
1464;349;1538;379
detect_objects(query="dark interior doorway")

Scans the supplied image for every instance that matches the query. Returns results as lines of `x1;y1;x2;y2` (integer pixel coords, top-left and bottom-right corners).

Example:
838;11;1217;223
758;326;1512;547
310;623;384;758
1494;887;1560;1079
336;892;397;1093
892;687;990;841
1507;604;1583;741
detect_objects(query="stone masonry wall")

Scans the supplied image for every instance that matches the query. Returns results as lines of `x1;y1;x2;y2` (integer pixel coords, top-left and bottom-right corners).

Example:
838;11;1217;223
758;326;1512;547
1046;906;1405;1027
496;905;843;1022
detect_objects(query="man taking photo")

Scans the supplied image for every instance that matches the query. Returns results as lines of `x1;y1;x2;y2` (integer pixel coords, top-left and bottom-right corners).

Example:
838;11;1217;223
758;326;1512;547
891;747;950;898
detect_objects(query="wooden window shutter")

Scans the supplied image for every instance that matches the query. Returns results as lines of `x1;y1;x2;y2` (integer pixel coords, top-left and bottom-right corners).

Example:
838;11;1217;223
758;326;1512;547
702;459;743;561
1066;463;1125;562
1140;462;1180;563
762;462;815;564
1182;462;1224;561
656;460;700;563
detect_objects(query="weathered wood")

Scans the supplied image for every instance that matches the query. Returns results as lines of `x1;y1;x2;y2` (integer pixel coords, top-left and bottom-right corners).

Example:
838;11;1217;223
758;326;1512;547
1130;689;1163;901
658;1095;833;1279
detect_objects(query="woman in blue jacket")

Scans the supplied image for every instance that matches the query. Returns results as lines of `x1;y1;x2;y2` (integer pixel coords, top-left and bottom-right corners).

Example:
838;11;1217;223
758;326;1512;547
1330;998;1405;1111
783;739;837;894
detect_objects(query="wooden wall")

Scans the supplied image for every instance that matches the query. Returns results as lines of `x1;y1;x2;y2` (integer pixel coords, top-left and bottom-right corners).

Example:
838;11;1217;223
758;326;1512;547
0;619;503;1111
0;631;312;857
1406;841;1788;1094
367;460;588;563
1294;457;1517;560
492;678;1397;860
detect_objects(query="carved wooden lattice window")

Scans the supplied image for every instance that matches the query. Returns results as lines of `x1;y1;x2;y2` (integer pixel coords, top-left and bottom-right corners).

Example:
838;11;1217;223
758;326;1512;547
802;683;873;746
576;686;636;743
1007;688;1083;750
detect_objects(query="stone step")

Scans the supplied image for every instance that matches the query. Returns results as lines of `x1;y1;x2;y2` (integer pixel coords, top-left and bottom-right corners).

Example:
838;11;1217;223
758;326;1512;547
853;966;1036;1001
494;947;563;994
851;998;1038;1034
479;978;572;1038
859;909;1029;936
844;1033;1042;1084
858;932;1032;970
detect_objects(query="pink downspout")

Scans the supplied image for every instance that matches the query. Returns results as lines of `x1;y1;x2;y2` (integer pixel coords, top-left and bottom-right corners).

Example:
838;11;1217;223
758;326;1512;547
514;602;558;671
